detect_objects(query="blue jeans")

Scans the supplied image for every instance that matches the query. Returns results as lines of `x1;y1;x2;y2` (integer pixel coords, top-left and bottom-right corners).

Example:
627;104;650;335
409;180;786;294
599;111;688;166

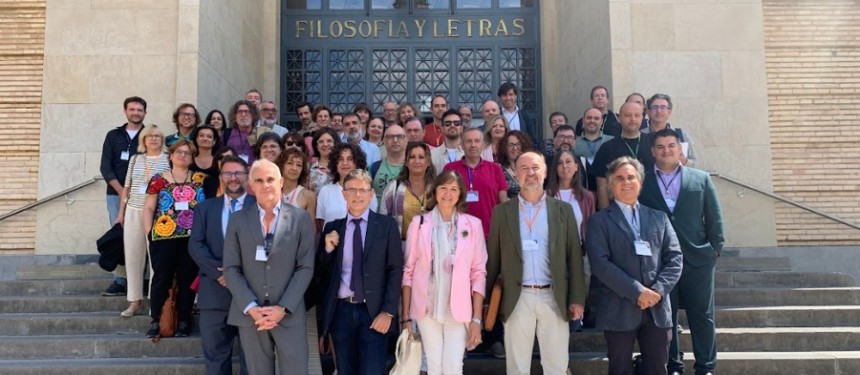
329;300;389;375
106;195;127;285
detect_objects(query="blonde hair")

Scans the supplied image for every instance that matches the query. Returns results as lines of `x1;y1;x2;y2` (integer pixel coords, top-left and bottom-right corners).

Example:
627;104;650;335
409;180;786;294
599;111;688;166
137;124;165;153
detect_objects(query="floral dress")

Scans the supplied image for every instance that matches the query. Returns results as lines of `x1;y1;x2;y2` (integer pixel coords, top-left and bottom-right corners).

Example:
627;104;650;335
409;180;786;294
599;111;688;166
146;172;207;241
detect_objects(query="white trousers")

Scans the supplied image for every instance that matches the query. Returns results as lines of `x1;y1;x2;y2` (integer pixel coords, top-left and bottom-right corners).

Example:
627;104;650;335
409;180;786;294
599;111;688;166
416;311;468;375
123;206;152;301
504;288;570;375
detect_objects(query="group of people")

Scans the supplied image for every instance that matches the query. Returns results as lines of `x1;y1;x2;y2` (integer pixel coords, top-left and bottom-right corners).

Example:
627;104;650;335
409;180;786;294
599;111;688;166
98;82;724;375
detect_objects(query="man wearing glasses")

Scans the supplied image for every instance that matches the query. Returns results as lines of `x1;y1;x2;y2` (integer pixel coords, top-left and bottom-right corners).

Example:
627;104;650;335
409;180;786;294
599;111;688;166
370;125;407;201
259;101;289;137
382;101;399;128
189;156;256;375
430;109;466;173
222;159;316;375
642;93;697;167
318;169;403;375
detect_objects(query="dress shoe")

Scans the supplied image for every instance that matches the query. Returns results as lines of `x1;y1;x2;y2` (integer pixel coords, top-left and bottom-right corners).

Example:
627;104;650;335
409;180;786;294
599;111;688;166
101;281;127;296
145;322;160;338
120;300;143;318
486;341;506;359
174;321;191;337
670;372;683;375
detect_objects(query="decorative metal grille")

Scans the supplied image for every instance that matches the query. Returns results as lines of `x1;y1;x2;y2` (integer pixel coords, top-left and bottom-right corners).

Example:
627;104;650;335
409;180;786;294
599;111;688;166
500;47;538;112
329;49;366;114
457;48;494;116
371;49;409;113
414;48;450;112
283;49;322;112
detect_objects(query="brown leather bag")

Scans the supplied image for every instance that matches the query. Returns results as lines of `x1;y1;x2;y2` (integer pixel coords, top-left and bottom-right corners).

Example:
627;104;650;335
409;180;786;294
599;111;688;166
159;285;178;337
483;277;502;331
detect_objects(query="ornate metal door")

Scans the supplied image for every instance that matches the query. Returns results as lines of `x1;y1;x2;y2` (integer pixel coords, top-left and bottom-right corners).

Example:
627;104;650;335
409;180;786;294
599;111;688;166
280;0;541;138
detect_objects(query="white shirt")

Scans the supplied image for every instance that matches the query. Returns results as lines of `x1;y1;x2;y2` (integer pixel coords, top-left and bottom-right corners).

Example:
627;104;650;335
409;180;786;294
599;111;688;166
503;106;521;131
316;183;379;226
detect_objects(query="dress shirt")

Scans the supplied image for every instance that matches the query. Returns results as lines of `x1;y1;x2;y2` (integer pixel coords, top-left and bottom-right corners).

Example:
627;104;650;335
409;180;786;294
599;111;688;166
222;193;247;236
243;201;282;314
519;194;551;286
615;199;641;239
338;208;370;299
655;164;682;212
503;107;521;131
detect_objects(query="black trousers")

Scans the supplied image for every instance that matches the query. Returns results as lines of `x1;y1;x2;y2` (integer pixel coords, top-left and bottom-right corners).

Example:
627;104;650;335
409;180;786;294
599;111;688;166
604;310;672;375
149;236;198;323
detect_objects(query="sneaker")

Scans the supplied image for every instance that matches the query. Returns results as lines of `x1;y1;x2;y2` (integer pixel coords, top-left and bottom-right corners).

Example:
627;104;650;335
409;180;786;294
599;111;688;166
145;322;160;338
486;341;506;359
174;321;191;337
101;281;127;297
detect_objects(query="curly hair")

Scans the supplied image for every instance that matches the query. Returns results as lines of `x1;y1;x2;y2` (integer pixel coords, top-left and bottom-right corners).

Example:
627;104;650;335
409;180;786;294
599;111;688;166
312;128;341;158
276;147;310;187
496;130;534;169
329;142;367;184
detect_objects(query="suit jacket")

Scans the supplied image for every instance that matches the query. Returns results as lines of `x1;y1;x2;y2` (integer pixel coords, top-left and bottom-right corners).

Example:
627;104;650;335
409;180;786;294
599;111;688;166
485;196;587;322
515;110;539;145
223;202;315;328
639;166;725;268
402;213;487;323
585;202;683;331
430;144;464;176
317;210;403;335
189;194;256;311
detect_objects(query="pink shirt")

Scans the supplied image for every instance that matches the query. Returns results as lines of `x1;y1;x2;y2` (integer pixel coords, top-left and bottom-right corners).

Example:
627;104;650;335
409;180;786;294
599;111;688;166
443;159;508;238
402;213;487;323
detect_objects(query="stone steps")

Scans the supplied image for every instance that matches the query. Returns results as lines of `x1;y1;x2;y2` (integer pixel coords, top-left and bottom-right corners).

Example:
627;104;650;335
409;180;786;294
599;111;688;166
0;358;217;375
15;264;109;280
715;287;860;306
715;271;854;288
0;295;130;314
0;334;205;359
690;306;860;328
715;256;790;272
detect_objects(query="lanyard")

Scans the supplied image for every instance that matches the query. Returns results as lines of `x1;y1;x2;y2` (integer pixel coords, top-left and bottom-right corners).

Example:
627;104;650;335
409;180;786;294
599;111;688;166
622;137;640;158
466;164;476;190
556;190;575;205
658;170;680;194
518;199;544;235
505;110;518;125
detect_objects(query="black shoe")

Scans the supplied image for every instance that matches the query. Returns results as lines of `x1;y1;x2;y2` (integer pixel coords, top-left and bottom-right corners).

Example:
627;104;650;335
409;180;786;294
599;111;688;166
174;321;191;337
146;323;160;338
101;281;127;297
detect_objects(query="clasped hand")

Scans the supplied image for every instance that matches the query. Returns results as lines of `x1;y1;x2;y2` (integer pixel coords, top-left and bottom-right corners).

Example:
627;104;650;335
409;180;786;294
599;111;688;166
249;306;288;331
637;289;662;310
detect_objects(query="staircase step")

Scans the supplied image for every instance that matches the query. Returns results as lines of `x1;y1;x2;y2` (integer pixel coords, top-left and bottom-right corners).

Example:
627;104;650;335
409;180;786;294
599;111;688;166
681;306;860;328
568;327;860;352
716;287;860;306
0;312;155;336
0;357;217;375
15;265;111;281
0;279;110;296
716;256;790;272
715;271;854;288
0;296;129;314
0;334;205;360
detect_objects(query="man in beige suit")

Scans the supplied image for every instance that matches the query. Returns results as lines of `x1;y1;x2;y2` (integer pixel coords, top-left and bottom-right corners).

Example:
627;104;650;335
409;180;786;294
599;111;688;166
485;151;587;375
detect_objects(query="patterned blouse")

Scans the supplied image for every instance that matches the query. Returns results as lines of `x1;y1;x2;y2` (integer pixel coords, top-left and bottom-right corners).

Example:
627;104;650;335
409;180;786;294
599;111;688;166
146;172;207;241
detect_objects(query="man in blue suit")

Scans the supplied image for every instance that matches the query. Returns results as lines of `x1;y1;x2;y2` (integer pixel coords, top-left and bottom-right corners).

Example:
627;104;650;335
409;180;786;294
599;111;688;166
189;156;254;375
317;169;403;375
640;129;724;375
586;156;683;375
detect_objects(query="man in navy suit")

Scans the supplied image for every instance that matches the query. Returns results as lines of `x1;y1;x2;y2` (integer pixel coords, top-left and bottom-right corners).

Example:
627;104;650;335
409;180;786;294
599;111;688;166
189;156;254;375
586;156;683;375
498;82;538;143
317;169;403;375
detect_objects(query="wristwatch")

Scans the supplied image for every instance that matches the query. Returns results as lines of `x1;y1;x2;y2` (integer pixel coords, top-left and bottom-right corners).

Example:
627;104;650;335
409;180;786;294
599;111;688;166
471;318;482;325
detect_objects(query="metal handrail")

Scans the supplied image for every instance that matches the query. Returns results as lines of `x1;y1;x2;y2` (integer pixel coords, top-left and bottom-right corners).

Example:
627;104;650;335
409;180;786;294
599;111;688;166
710;172;860;231
0;176;102;222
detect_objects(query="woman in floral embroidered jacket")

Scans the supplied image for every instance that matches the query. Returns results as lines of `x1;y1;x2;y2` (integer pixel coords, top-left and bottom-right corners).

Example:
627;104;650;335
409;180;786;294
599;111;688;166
142;139;207;338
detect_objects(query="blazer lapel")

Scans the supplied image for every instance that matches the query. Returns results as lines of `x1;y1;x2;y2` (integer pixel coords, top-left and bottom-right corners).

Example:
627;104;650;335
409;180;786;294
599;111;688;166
363;213;380;262
607;203;636;242
248;206;266;247
547;198;561;254
674;166;691;209
505;200;523;261
646;173;671;213
272;204;293;253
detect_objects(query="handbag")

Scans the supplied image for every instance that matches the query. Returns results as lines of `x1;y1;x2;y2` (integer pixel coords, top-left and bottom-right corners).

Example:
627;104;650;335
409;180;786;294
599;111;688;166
483;276;502;331
158;284;178;338
388;329;422;375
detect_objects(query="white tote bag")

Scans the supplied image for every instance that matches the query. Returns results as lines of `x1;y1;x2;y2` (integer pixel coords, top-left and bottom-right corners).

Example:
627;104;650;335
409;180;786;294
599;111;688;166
389;329;422;375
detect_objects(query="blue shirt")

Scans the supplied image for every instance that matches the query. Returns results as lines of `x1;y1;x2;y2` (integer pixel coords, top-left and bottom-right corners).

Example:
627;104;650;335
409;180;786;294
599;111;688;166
519;194;552;286
221;194;247;236
339;208;370;298
615;200;641;240
654;164;682;212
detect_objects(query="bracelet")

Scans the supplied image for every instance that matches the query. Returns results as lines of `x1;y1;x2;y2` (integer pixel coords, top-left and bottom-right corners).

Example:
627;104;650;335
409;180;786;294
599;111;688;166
471;318;482;325
400;319;412;324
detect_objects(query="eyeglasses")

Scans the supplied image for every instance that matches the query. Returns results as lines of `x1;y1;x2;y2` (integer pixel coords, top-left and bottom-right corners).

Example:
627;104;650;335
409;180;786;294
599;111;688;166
344;188;372;196
236;109;251;115
507;143;522;149
556;135;575;141
384;134;406;141
260;108;276;113
649;105;671;111
173;150;193;156
285;141;297;146
383;108;397;113
179;112;196;118
443;120;462;127
220;171;248;178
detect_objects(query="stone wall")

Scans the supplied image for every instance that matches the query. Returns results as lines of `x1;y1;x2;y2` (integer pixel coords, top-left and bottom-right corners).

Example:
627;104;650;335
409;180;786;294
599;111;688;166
607;0;777;247
763;0;860;245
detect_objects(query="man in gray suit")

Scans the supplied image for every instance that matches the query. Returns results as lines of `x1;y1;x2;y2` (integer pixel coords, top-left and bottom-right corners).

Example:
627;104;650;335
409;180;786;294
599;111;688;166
223;159;316;375
586;156;683;375
640;129;724;375
189;156;254;375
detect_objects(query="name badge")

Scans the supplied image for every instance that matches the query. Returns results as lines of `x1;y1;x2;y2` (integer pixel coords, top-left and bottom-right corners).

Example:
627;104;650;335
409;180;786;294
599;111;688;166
120;151;130;161
466;191;479;203
634;240;651;256
174;201;189;211
239;154;249;163
138;184;148;195
255;245;268;262
522;240;538;252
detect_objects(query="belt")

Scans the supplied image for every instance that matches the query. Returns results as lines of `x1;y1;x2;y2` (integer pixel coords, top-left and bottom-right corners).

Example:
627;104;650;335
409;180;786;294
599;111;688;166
339;296;366;304
522;284;551;289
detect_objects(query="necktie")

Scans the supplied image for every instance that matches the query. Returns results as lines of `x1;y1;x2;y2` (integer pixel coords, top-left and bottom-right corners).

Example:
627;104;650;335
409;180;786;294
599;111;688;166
350;218;365;301
229;198;238;218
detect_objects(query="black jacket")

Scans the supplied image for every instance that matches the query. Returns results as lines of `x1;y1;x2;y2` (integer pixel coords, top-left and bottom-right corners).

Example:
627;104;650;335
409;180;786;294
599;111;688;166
99;123;143;195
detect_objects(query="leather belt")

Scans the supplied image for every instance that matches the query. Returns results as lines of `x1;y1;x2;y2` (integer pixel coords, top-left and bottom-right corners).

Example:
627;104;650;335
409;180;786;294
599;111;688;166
339;296;366;304
522;284;551;289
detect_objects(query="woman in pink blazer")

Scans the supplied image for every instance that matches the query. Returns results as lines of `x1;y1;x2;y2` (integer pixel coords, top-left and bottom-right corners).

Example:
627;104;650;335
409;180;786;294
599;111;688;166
401;170;488;375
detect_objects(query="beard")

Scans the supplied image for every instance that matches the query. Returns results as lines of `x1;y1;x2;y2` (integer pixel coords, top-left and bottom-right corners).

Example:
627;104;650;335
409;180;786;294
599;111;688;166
262;118;276;126
347;129;363;144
